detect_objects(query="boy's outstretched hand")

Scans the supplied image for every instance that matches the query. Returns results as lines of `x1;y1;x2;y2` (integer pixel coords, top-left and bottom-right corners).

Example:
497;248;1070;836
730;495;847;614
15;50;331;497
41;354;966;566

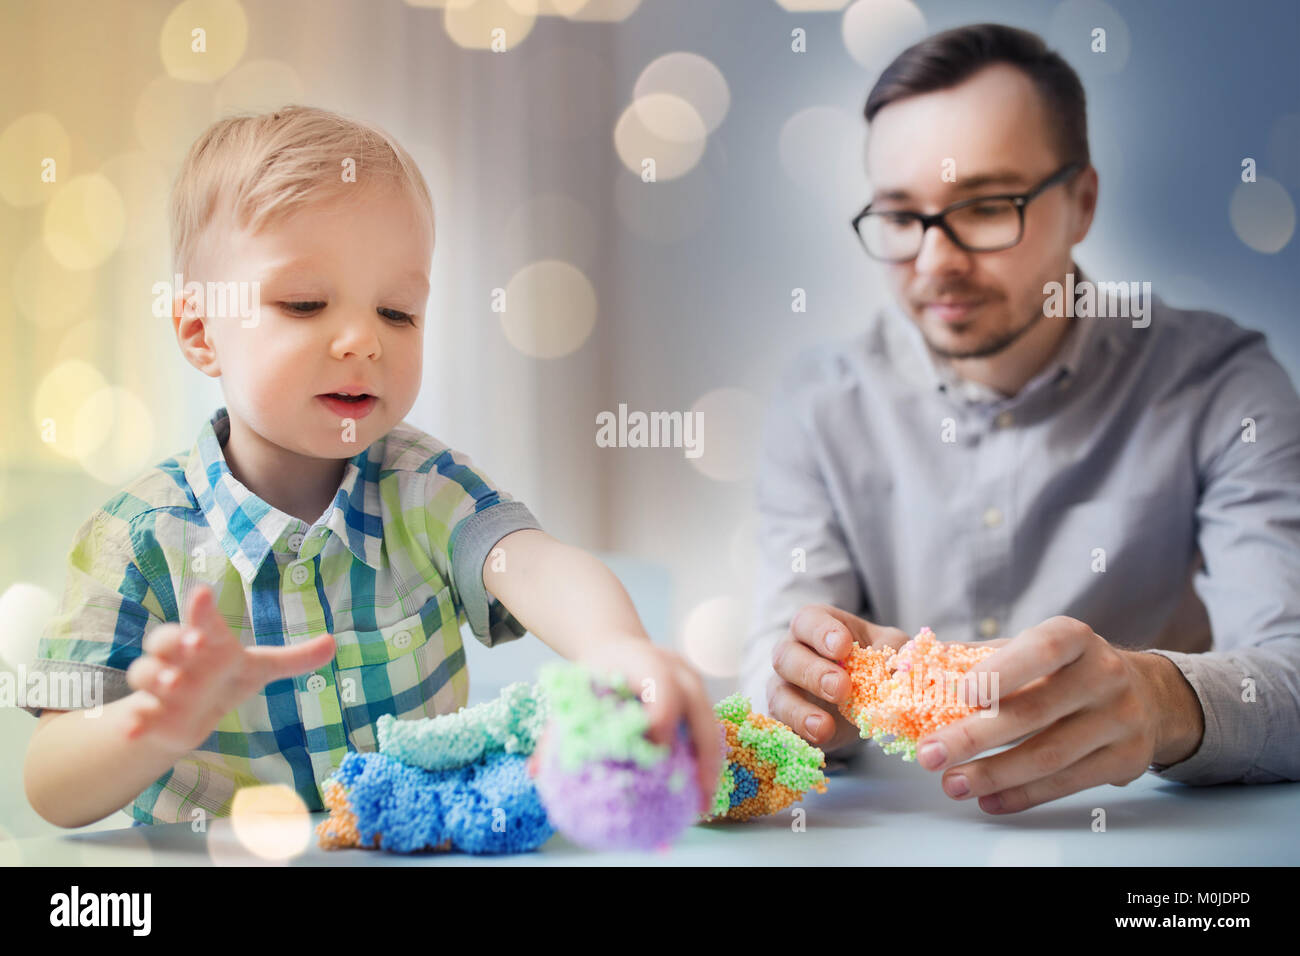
124;584;337;753
575;636;724;814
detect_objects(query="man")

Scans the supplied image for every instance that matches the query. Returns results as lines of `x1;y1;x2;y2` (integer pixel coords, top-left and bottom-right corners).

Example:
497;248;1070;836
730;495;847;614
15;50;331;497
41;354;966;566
742;23;1300;813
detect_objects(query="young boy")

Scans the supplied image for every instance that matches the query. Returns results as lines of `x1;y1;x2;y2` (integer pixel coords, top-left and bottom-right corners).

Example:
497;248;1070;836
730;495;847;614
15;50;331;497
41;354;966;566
23;105;720;829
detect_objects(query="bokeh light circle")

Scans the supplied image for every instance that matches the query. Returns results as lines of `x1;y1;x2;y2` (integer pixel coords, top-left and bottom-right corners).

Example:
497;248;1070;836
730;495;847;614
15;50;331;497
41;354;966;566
0;113;72;208
1229;177;1295;253
501;260;597;358
688;387;764;483
681;595;748;678
841;0;927;73
634;52;730;135
42;174;126;270
73;386;157;486
159;0;250;83
614;94;708;181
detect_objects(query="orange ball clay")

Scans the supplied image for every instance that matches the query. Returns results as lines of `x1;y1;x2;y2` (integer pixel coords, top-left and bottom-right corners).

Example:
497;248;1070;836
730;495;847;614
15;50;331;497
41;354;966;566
838;626;999;761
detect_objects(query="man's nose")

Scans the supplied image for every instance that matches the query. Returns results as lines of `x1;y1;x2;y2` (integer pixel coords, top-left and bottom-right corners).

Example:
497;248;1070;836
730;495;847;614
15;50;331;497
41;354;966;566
912;220;973;277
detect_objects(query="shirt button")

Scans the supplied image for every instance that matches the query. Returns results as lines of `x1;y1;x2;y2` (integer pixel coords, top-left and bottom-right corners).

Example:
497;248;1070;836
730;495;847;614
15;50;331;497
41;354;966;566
982;506;1003;528
392;630;412;649
305;673;327;693
994;411;1014;429
290;564;310;586
287;532;305;553
979;617;999;638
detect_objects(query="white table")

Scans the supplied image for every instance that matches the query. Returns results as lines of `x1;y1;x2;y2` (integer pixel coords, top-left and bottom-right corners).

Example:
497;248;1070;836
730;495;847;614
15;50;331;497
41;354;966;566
10;746;1298;866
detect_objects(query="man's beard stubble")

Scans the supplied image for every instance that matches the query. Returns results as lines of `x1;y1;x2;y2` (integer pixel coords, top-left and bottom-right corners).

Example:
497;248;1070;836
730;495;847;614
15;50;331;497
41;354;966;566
919;299;1049;360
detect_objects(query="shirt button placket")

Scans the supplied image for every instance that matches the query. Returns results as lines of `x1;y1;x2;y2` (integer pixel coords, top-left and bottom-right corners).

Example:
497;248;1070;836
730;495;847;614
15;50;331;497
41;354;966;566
974;405;1014;644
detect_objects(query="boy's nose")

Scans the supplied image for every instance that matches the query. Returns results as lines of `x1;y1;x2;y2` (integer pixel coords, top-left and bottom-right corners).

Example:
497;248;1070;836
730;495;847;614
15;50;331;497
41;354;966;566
329;316;382;360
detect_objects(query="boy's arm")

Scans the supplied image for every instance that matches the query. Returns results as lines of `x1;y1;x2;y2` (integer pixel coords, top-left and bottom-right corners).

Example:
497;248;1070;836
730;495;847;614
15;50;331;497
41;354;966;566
25;701;194;829
480;529;646;658
482;529;723;805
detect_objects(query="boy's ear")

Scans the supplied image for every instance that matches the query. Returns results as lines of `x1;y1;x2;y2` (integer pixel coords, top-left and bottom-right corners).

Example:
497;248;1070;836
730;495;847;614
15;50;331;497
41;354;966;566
173;291;221;378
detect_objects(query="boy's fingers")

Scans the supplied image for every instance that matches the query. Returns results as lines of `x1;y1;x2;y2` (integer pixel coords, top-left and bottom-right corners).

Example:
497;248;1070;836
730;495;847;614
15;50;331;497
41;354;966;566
641;663;682;747
132;657;186;701
142;623;190;662
124;691;165;740
186;585;235;646
678;672;722;812
126;654;166;693
246;632;337;685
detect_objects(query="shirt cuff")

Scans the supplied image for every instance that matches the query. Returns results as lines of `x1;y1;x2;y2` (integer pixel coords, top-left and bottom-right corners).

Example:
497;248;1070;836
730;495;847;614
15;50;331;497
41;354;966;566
1141;649;1266;784
448;500;542;649
16;658;130;718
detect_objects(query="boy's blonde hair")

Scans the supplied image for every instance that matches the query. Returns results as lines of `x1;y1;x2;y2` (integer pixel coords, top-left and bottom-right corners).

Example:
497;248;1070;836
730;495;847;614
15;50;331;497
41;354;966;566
170;104;434;277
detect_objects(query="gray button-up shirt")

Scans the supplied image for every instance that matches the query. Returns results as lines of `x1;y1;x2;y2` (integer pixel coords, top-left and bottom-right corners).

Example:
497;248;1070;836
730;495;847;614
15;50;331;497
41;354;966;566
741;271;1300;785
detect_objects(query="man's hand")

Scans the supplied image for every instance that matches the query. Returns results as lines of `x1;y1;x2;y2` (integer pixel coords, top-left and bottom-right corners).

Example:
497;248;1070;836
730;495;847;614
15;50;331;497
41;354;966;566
767;604;909;752
124;584;337;752
917;615;1206;813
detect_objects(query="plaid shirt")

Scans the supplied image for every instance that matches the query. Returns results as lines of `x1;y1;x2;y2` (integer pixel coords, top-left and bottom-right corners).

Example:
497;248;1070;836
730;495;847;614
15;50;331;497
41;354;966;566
24;406;541;825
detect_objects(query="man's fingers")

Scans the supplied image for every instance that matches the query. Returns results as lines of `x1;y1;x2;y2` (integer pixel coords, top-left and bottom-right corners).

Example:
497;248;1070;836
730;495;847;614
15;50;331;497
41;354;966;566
767;678;840;747
919;662;1096;772
941;706;1123;802
771;638;849;703
974;737;1140;814
964;617;1090;699
246;632;337;685
790;604;908;660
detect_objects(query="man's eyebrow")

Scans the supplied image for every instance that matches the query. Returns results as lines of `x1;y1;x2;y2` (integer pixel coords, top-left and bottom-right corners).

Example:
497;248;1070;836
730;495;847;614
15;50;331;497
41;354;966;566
872;169;1033;202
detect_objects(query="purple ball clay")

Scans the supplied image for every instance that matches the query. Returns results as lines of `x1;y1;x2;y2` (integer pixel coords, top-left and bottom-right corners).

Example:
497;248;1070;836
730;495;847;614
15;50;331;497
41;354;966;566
534;725;701;852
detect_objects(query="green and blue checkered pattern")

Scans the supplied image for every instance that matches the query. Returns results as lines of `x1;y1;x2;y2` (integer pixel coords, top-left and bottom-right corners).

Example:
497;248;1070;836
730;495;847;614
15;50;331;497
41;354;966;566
24;406;540;825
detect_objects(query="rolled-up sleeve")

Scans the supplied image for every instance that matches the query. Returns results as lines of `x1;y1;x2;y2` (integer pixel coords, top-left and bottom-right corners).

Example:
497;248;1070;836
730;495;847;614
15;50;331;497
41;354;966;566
1145;329;1300;784
21;509;165;718
741;349;866;718
422;447;542;649
449;500;542;648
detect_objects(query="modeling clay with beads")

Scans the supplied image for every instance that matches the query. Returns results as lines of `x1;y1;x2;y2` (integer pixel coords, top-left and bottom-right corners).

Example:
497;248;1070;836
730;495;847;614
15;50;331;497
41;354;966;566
375;680;546;770
706;693;828;821
316;681;554;855
530;662;701;851
838;626;999;761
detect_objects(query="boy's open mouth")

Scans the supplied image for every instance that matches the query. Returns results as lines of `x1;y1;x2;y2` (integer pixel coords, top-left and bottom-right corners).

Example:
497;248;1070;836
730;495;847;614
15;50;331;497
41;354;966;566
320;392;372;403
317;391;378;419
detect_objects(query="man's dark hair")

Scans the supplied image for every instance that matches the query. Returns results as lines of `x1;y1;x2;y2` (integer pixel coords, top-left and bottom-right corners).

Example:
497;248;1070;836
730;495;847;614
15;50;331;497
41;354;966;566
865;23;1089;168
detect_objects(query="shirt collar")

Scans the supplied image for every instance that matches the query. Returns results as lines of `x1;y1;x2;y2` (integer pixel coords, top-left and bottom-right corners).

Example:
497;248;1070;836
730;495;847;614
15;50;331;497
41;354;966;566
185;406;384;583
884;262;1105;405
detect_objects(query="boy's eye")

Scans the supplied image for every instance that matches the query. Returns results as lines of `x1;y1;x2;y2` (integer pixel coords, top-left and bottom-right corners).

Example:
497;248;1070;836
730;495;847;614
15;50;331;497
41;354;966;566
280;301;325;314
379;308;417;326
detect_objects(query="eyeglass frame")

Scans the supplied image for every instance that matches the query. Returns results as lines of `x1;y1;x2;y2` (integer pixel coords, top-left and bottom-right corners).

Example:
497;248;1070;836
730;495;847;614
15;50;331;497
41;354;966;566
850;161;1086;262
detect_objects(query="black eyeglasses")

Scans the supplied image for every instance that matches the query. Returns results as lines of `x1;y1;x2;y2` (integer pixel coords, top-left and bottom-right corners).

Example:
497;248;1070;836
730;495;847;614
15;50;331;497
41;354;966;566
851;162;1084;263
